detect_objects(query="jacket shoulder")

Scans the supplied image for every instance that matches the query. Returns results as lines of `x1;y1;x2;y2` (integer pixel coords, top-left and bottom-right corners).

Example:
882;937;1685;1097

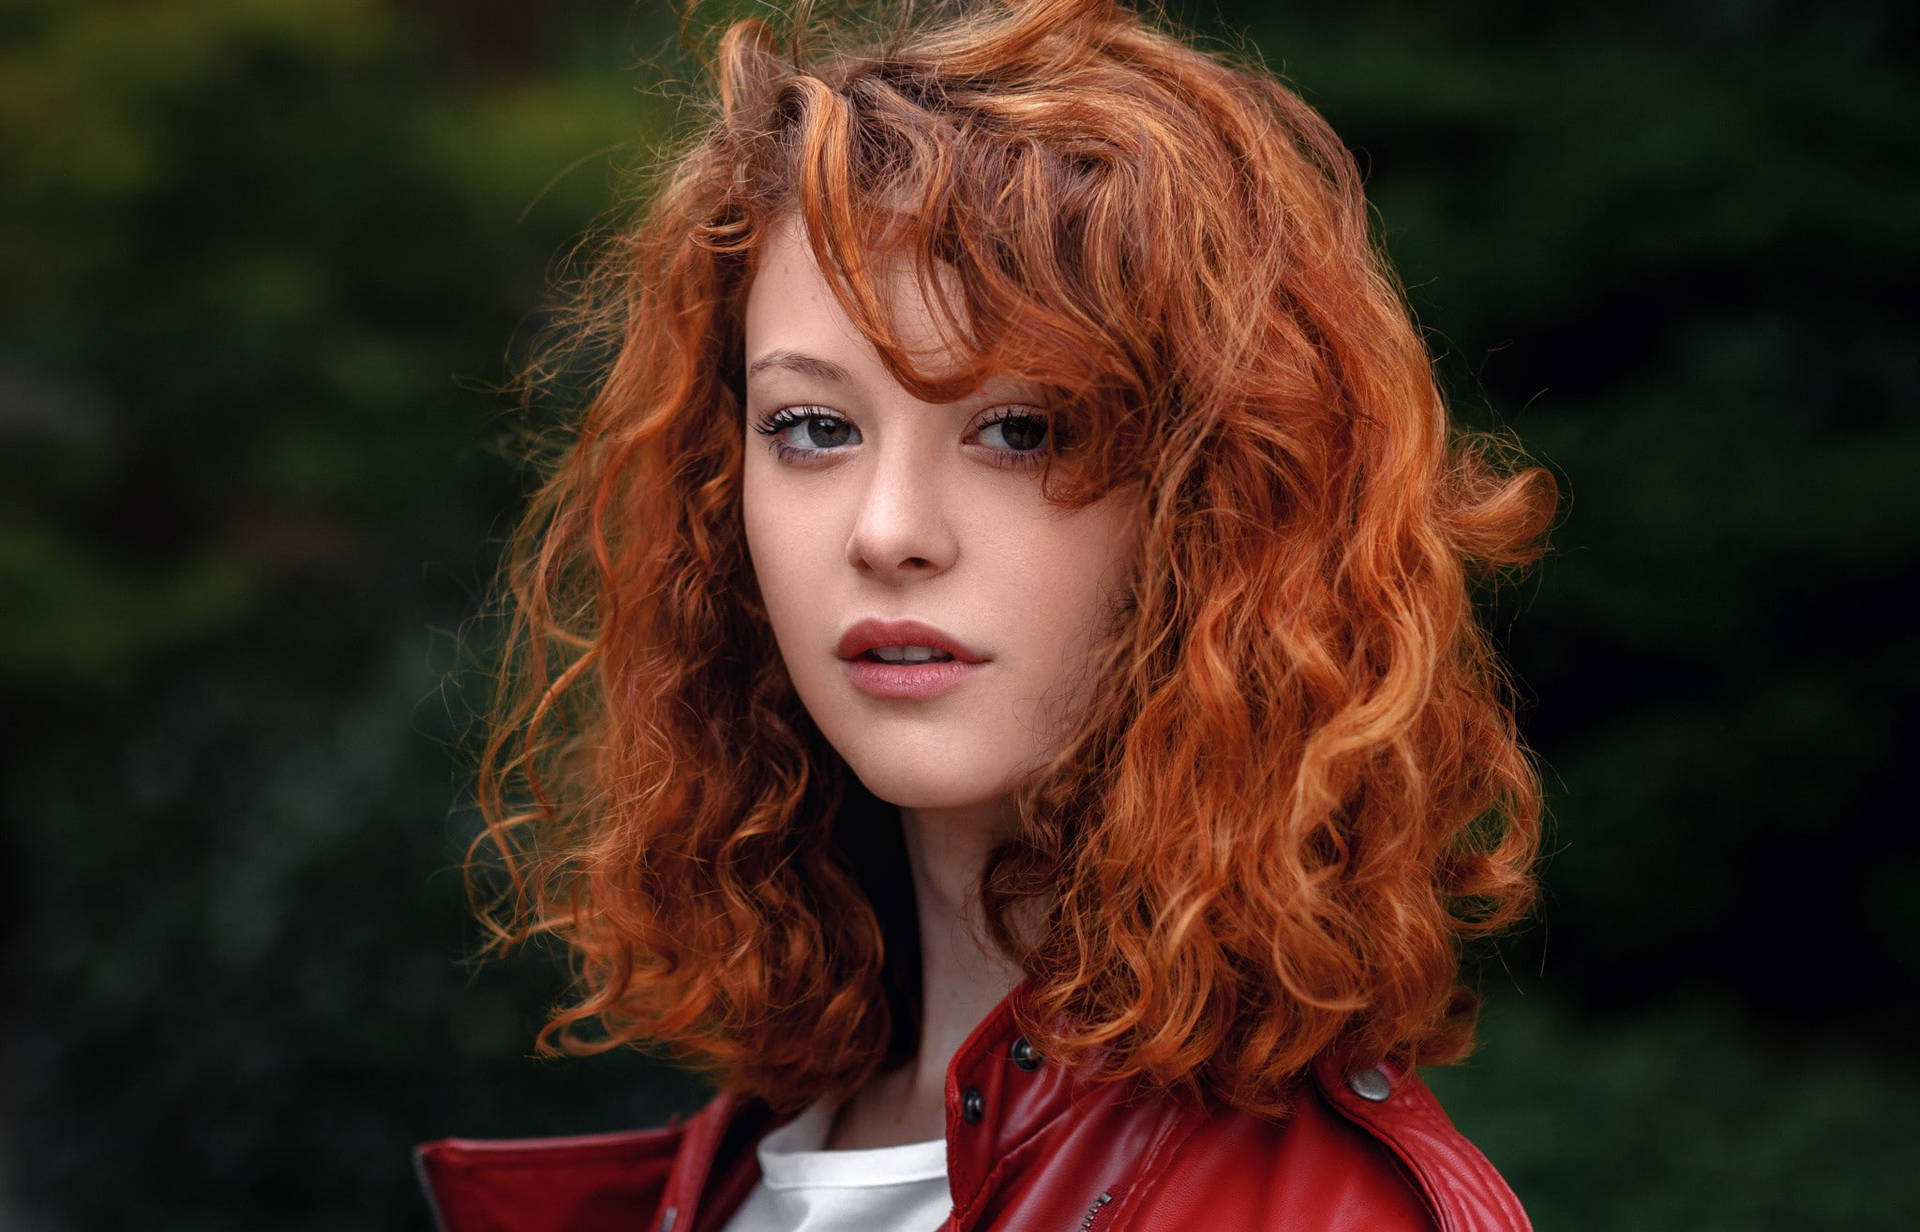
414;1093;736;1232
1123;1059;1528;1232
1303;1055;1531;1232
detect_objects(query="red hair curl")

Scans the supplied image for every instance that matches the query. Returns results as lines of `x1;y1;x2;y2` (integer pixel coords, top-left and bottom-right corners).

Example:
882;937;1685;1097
473;0;1557;1117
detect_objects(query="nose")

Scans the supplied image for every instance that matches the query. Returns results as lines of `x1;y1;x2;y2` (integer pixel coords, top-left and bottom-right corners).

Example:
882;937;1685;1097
845;433;959;581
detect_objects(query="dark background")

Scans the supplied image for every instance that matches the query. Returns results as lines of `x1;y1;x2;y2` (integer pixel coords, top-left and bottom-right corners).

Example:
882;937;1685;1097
4;1;1916;1227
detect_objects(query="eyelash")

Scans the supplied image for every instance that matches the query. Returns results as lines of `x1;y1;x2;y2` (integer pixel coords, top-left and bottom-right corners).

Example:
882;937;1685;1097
750;405;1052;472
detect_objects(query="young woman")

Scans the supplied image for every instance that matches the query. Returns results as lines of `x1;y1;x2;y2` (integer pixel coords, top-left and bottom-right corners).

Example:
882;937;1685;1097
417;2;1557;1229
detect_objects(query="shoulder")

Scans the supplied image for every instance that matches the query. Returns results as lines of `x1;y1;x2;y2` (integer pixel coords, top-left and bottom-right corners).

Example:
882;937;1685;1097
413;1094;749;1232
414;1122;685;1232
1303;1056;1532;1232
1120;1057;1529;1232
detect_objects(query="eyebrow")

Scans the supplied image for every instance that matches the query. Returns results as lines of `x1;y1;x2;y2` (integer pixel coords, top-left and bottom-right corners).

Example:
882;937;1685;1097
746;350;852;383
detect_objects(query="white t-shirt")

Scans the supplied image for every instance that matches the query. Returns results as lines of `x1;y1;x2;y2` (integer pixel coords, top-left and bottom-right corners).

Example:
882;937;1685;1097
717;1097;953;1232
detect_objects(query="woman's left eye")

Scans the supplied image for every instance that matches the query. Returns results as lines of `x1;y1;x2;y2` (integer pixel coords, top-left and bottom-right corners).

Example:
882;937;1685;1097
976;410;1051;457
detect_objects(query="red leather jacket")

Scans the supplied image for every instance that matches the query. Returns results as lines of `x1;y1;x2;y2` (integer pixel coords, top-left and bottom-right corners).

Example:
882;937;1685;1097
417;985;1529;1232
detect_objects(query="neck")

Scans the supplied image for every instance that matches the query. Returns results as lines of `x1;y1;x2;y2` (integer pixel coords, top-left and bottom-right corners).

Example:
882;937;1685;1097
898;798;1028;1077
823;796;1029;1149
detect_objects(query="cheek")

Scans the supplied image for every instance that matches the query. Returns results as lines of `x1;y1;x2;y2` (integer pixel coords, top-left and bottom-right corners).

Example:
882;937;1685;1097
742;468;800;632
1005;504;1137;679
1053;504;1135;613
743;465;840;665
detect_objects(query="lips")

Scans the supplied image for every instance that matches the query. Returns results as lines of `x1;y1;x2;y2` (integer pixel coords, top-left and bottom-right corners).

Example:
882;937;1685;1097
835;618;987;664
836;618;989;701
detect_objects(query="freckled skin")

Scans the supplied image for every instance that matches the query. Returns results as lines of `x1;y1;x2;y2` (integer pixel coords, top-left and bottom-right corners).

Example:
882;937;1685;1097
741;220;1138;814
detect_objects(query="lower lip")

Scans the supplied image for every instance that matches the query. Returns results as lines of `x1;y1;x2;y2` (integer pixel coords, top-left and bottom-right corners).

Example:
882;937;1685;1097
841;656;986;700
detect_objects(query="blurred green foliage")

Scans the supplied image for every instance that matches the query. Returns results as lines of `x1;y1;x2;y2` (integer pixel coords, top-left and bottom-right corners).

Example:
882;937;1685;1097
2;1;1915;1227
1427;994;1920;1228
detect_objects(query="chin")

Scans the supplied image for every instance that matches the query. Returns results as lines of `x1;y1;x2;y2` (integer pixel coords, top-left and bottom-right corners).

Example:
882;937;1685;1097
841;756;1016;812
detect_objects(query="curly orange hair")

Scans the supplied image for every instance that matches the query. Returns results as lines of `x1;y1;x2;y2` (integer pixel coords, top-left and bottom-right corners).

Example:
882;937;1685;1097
474;0;1556;1117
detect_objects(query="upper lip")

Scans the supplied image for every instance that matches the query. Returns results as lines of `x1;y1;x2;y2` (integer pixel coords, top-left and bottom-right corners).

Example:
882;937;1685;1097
836;618;988;663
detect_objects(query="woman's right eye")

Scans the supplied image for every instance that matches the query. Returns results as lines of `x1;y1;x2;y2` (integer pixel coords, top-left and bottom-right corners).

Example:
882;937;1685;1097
753;406;862;461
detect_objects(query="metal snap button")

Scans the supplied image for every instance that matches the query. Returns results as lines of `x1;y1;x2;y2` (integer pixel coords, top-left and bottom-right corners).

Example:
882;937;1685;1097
962;1086;985;1123
1346;1064;1393;1102
1010;1036;1041;1071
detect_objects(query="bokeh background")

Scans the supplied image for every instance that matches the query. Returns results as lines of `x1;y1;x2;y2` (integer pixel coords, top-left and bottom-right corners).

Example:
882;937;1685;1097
4;1;1916;1227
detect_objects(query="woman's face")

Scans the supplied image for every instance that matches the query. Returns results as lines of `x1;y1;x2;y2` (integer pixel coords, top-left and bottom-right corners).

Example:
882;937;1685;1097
741;220;1137;813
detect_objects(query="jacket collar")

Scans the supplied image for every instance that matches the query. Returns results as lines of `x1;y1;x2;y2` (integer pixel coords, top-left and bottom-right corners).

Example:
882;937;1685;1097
940;976;1088;1213
657;976;1074;1232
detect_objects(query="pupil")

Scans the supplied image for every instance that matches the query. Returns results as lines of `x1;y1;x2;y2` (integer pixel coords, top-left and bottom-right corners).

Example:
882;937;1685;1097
1002;415;1047;451
805;417;851;448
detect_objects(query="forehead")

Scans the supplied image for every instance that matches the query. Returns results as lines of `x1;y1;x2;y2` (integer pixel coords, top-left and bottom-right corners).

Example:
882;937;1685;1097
743;217;976;382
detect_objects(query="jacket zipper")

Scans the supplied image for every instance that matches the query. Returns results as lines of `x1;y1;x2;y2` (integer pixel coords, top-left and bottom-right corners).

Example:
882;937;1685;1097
1077;1190;1115;1230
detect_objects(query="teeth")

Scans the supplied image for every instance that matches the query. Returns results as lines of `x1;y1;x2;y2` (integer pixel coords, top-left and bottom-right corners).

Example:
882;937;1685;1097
869;645;955;663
